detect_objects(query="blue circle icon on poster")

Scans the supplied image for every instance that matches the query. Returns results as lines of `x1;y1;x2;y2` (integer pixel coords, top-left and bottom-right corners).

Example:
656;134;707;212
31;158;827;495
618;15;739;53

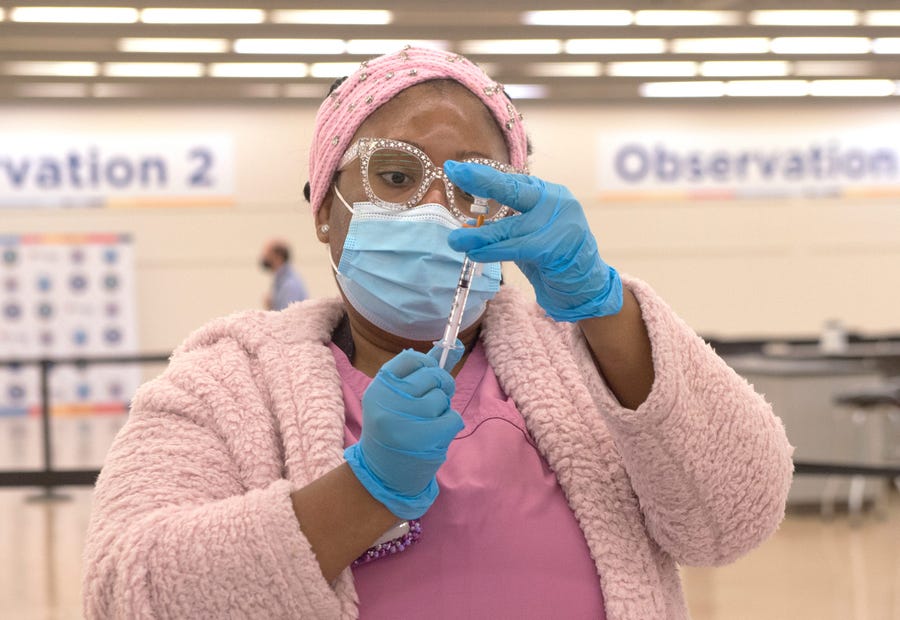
103;248;119;264
73;329;88;346
76;383;91;400
69;274;88;292
3;303;22;320
104;327;122;344
2;249;17;265
37;302;54;320
37;275;52;292
8;384;26;401
104;274;119;290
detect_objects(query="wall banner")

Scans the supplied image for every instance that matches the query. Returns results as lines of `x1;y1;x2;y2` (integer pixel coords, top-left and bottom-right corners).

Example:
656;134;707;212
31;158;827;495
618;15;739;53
0;133;234;208
597;127;900;201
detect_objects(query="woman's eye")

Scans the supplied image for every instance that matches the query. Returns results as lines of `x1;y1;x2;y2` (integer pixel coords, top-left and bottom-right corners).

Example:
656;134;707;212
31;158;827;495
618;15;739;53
379;171;412;186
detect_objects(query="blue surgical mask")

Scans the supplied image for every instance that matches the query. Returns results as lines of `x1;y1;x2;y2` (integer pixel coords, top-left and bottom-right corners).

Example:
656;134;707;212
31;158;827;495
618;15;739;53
331;187;501;341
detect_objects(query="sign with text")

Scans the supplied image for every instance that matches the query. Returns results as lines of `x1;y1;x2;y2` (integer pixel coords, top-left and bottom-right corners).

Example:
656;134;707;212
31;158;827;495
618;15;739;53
597;126;900;201
0;134;234;208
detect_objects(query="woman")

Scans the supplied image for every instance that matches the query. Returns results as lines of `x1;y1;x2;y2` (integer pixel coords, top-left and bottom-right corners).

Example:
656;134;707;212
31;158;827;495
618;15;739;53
83;47;793;619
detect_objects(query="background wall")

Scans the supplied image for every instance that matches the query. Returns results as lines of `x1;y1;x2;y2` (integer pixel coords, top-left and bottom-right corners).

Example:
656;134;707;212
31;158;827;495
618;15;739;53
2;100;899;354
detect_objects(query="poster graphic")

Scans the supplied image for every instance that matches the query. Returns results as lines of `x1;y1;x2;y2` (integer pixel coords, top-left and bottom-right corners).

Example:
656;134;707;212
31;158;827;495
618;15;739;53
0;233;139;469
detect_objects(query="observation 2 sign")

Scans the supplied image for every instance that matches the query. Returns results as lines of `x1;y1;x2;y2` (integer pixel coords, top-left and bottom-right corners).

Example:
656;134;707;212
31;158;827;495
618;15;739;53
597;127;900;201
0;134;234;208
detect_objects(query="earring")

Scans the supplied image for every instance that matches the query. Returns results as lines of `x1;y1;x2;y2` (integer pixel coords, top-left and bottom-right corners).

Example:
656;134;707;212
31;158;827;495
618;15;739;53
319;224;330;234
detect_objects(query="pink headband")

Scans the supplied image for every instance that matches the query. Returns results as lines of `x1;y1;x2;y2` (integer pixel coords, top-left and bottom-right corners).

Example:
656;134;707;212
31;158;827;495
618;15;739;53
307;46;529;214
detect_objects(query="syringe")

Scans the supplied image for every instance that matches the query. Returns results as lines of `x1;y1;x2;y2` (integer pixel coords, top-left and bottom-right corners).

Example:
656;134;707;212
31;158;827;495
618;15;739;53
435;198;489;370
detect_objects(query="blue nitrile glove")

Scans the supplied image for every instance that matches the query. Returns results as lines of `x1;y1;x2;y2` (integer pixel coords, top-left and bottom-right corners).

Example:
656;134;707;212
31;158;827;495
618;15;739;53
344;343;465;519
445;161;623;322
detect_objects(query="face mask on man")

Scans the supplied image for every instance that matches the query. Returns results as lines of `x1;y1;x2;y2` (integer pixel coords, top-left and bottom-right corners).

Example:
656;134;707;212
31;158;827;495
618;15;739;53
329;186;501;341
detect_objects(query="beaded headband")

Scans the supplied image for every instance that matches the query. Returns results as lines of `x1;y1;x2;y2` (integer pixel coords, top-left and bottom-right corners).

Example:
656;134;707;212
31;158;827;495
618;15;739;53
307;46;529;214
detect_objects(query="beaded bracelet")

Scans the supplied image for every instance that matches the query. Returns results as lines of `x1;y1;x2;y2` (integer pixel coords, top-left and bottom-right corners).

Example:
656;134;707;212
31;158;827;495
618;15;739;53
351;519;422;567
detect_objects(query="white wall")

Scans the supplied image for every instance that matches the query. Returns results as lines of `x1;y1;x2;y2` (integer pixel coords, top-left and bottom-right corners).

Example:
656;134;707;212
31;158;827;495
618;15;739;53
2;100;899;353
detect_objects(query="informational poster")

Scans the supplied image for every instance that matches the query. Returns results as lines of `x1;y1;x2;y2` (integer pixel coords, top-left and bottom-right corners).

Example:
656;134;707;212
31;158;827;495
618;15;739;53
0;233;140;469
0;133;234;209
596;125;900;201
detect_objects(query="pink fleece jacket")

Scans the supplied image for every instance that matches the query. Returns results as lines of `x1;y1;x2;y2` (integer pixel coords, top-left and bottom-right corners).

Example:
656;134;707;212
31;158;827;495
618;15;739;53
82;277;793;619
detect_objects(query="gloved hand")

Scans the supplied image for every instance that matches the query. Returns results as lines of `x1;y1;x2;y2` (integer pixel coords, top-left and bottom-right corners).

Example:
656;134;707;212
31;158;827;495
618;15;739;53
344;343;465;519
445;161;622;322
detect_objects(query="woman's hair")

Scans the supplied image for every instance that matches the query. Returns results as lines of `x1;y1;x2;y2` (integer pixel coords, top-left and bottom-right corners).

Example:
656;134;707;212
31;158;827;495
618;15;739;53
305;46;530;213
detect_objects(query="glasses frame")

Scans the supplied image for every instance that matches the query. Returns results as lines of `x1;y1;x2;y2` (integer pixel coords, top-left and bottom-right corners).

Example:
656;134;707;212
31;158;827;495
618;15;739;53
337;137;520;224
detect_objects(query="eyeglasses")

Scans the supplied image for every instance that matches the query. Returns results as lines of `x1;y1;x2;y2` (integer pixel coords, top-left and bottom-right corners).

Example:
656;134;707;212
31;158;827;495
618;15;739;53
337;137;520;223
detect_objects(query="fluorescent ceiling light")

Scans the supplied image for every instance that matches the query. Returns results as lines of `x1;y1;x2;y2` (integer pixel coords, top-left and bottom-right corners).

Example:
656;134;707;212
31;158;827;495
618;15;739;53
607;61;696;77
873;38;900;54
527;62;601;77
234;39;346;55
809;79;895;97
104;62;204;77
725;80;809;97
564;39;665;54
209;63;308;78
271;10;392;25
0;8;5;20
522;10;632;26
11;6;138;23
283;84;328;98
701;61;790;77
310;62;365;78
672;38;770;54
641;81;726;98
794;61;871;76
863;11;900;26
15;83;90;97
634;11;740;26
460;40;562;55
503;84;548;99
770;37;871;54
140;8;264;24
118;38;229;54
92;83;150;98
750;11;858;26
346;40;449;55
5;61;99;76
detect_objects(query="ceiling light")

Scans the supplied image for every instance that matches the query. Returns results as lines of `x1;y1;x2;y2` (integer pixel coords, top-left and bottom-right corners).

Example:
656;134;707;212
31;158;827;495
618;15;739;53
725;80;809;97
640;81;726;97
271;10;392;25
700;61;790;77
5;61;99;76
0;8;5;20
750;11;858;26
11;6;138;23
14;83;90;97
873;38;900;54
809;79;895;97
92;83;150;97
564;39;665;54
863;11;900;26
460;40;563;55
118;38;229;54
671;38;770;54
234;39;346;55
607;61;696;77
209;63;308;78
527;62;601;77
502;84;548;99
140;8;264;24
104;62;204;77
522;10;632;26
794;61;871;76
283;84;328;98
310;62;365;78
346;40;449;55
770;37;871;54
634;11;740;26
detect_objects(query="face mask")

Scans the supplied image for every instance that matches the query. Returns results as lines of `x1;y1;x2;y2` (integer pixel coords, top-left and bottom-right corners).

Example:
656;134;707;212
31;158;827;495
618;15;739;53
331;190;502;341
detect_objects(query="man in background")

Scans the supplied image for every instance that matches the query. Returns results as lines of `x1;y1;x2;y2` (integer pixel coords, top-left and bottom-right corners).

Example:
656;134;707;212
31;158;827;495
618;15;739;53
260;239;309;310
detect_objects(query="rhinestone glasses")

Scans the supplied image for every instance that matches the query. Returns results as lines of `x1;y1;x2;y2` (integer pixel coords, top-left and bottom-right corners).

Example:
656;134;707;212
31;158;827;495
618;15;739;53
336;137;519;223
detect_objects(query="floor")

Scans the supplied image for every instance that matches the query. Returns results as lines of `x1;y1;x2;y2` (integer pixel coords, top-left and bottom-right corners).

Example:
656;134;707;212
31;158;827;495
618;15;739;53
1;485;899;619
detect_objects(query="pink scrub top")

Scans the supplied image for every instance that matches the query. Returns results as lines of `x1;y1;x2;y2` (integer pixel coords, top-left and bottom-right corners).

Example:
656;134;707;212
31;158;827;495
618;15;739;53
332;340;607;619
